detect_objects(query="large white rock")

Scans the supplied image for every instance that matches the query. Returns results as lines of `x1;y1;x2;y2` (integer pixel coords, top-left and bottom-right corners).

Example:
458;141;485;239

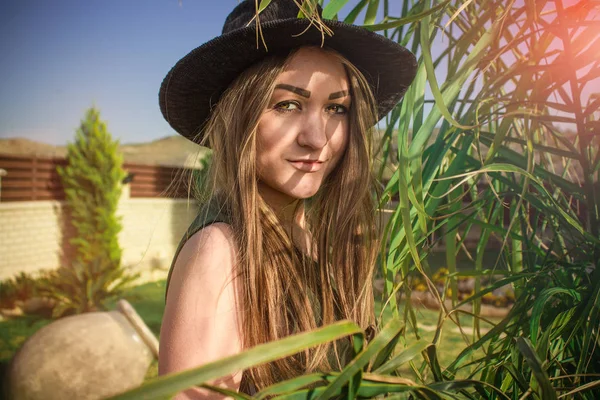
6;300;157;400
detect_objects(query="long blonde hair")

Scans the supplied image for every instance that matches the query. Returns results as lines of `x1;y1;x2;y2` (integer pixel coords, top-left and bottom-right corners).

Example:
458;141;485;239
196;46;380;391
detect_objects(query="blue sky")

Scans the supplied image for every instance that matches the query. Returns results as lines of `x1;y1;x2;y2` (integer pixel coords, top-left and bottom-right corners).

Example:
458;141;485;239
0;1;237;145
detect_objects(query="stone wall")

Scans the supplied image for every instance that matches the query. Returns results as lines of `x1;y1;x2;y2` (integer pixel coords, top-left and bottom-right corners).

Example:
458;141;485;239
0;190;198;282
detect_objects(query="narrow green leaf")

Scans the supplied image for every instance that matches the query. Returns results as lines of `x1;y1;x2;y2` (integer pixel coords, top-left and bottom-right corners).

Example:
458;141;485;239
200;384;252;400
321;0;348;19
429;379;510;400
529;287;580;346
516;337;557;400
576;274;600;376
364;0;379;25
109;321;362;400
558;379;600;398
315;318;405;400
258;0;272;13
375;340;431;374
356;377;422;397
426;345;444;382
273;386;329;400
257;374;332;399
453;274;529;310
369;327;402;372
409;7;500;159
420;8;473;130
342;0;368;24
296;0;313;18
362;0;450;31
498;363;529;393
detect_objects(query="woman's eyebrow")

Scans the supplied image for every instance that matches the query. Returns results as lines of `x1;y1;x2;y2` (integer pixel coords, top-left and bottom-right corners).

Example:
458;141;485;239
274;84;311;98
274;85;350;100
328;90;349;100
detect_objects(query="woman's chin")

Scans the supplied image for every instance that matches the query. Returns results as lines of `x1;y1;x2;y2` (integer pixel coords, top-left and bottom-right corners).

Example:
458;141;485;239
288;185;322;200
259;178;324;204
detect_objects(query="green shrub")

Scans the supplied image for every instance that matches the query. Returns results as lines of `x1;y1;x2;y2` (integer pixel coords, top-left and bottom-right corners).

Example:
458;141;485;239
0;272;40;310
38;259;136;317
41;107;137;318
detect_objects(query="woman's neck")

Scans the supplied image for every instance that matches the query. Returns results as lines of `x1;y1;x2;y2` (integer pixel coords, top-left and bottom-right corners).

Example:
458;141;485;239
258;187;314;257
278;202;316;260
258;182;305;227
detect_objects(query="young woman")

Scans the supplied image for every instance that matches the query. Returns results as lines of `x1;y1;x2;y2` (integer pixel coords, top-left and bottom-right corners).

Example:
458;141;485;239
158;0;416;398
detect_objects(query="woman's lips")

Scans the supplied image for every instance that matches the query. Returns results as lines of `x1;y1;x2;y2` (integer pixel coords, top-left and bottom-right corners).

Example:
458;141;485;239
289;160;325;172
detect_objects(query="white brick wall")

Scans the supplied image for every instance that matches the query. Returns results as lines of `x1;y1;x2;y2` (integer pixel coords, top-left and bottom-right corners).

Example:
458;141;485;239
0;201;65;278
116;197;198;282
0;193;198;283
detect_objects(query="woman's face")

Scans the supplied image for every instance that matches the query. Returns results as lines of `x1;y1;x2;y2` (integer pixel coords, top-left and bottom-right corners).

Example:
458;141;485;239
256;47;351;209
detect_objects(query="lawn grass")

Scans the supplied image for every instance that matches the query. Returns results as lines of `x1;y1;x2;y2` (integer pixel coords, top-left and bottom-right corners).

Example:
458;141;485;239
377;304;500;380
0;316;52;364
1;279;500;383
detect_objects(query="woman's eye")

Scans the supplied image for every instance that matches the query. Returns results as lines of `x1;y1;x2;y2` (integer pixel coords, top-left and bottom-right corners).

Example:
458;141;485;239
326;104;348;115
274;101;300;112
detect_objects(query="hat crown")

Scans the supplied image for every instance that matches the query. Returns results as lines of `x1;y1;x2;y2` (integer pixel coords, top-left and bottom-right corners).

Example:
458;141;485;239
222;0;323;34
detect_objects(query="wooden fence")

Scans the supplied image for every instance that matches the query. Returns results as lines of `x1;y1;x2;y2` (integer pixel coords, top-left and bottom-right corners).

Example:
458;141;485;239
0;154;192;202
125;163;191;198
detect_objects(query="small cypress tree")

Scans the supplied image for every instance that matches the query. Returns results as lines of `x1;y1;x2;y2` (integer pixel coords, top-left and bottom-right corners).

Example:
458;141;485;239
43;107;135;317
59;107;125;269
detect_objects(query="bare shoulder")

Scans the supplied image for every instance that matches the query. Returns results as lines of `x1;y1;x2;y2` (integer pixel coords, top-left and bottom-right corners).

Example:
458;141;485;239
164;221;239;317
159;222;242;397
172;222;237;283
184;222;236;255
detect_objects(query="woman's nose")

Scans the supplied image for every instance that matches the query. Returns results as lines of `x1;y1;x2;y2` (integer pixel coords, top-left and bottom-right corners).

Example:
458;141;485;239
297;111;328;149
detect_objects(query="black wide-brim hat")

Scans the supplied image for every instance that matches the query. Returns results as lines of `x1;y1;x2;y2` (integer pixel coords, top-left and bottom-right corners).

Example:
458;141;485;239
159;0;418;144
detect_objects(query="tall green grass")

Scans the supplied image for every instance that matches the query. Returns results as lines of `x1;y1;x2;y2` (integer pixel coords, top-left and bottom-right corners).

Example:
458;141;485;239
112;0;600;398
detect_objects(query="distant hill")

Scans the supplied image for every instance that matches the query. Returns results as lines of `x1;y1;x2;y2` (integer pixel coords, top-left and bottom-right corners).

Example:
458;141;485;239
0;128;434;169
0;136;209;168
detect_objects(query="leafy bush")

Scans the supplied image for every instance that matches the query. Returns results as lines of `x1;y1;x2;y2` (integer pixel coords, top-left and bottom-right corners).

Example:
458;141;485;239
37;260;136;318
0;272;40;310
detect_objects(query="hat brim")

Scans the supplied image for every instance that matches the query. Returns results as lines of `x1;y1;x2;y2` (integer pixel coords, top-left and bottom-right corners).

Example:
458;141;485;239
159;18;417;143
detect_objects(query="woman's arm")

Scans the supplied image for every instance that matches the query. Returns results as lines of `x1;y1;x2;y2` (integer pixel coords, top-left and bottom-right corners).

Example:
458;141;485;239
159;223;243;399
